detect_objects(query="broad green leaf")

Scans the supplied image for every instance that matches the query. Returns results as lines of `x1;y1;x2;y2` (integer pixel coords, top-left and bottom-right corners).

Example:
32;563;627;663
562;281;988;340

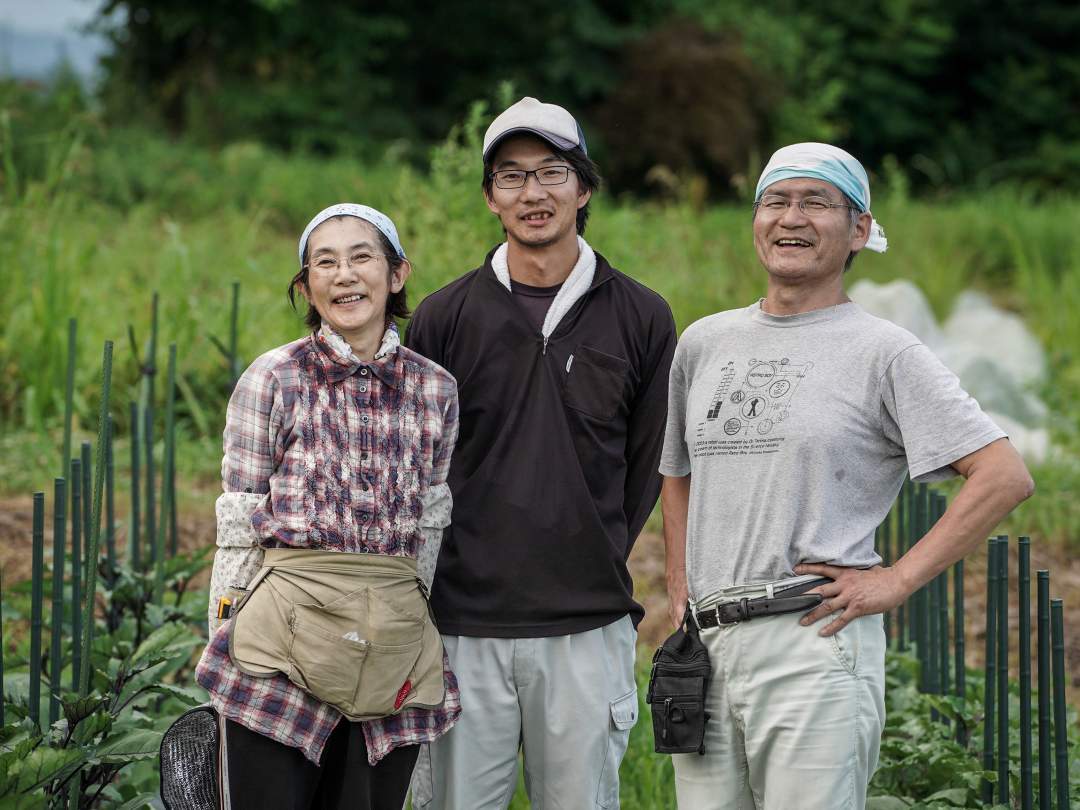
62;693;107;728
128;622;199;669
111;793;159;810
92;729;163;764
924;787;970;805
1;746;85;795
866;797;911;809
71;711;113;746
146;683;207;706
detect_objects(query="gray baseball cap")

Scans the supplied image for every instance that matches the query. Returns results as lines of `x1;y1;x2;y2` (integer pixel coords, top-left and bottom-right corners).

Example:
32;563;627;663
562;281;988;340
482;97;588;162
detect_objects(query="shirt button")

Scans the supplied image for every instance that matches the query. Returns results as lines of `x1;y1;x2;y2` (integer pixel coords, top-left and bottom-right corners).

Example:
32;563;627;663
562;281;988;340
359;511;370;522
359;384;367;392
361;452;369;461
359;368;369;376
361;415;370;424
361;483;370;491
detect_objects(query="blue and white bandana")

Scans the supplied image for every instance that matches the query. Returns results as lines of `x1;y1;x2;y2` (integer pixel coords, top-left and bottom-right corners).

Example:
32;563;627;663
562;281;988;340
298;203;407;265
755;143;888;253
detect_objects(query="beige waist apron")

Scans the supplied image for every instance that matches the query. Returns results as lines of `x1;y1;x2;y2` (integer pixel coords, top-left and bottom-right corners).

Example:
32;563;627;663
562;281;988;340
228;548;445;721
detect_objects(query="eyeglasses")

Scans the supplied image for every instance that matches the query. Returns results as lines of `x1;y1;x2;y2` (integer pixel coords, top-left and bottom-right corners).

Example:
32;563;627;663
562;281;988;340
304;251;379;274
489;165;577;189
753;195;856;217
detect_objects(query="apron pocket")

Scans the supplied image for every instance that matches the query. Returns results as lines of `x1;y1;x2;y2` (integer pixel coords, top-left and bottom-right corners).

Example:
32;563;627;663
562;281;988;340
287;615;372;710
287;585;426;719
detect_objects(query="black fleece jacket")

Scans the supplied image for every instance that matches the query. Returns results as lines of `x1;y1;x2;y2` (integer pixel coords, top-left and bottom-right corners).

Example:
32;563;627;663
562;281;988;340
405;247;676;637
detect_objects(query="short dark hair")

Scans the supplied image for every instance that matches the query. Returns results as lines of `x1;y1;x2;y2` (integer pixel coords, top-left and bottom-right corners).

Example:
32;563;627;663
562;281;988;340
482;141;601;235
288;216;410;330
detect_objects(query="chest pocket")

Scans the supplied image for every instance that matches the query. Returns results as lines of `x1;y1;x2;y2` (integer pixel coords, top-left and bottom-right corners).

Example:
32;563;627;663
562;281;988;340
562;345;630;421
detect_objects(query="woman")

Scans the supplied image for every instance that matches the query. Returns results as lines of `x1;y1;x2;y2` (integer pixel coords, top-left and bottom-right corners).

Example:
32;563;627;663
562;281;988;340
195;203;459;810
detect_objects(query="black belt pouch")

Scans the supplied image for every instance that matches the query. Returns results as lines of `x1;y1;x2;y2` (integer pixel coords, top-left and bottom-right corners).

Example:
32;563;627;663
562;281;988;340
646;607;711;755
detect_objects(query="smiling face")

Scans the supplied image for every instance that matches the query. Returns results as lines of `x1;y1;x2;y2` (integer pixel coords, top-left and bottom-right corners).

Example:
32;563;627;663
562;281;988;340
301;216;410;347
752;178;871;287
484;134;591;251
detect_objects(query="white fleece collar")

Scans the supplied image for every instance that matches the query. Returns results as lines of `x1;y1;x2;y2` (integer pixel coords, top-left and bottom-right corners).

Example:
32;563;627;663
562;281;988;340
491;236;596;339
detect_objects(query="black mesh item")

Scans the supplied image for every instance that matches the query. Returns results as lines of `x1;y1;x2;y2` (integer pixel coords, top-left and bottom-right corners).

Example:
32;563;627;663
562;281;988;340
160;705;221;810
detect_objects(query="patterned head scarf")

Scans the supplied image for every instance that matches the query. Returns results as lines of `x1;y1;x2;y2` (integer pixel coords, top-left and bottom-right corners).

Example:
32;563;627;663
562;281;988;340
298;203;407;266
755;143;888;253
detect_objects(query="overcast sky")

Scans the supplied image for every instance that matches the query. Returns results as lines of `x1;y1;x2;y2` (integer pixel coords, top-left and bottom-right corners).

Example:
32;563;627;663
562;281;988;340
0;0;100;33
0;0;108;79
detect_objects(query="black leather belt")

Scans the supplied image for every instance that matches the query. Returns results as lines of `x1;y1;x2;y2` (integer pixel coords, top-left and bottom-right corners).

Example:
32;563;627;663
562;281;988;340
694;577;833;629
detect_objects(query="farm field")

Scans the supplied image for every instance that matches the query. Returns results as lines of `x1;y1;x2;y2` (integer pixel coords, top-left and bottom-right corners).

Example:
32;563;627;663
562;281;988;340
2;112;1080;806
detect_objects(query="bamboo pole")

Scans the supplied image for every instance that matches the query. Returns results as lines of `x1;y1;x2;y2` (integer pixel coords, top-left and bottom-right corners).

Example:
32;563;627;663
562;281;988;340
144;293;158;570
29;493;45;727
78;341;111;696
49;479;66;725
80;442;91;584
897;479;907;651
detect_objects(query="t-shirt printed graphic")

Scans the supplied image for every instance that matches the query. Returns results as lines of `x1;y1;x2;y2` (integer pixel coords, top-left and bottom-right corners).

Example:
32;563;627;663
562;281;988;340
695;357;813;457
659;300;1006;598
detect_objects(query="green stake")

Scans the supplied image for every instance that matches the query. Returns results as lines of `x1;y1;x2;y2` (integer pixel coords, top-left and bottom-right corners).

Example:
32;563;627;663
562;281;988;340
105;414;116;582
61;318;76;479
1050;599;1068;810
897;480;907;652
954;558;966;747
997;536;1009;806
164;344;178;557
79;341;112;696
144;293;159;570
936;496;949;711
1019;538;1033;810
144;404;156;569
49;479;66;725
29;493;45;727
0;565;4;725
983;537;998;805
80;442;92;587
129;401;141;570
153;346;175;601
1037;571;1051;810
229;280;240;390
882;513;892;647
69;457;81;693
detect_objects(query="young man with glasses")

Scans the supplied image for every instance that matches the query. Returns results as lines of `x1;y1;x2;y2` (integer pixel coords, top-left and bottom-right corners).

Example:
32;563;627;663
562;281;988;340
406;97;676;809
660;142;1034;808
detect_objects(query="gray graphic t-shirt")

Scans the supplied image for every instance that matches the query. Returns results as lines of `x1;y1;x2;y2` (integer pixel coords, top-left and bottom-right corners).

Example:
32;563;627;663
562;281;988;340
660;300;1005;600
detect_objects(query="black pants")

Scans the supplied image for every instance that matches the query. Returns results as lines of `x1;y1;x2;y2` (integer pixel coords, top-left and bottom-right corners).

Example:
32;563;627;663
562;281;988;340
225;720;419;810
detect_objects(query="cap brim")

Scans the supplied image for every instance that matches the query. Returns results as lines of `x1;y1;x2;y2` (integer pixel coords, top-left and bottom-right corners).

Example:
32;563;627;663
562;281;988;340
483;127;579;162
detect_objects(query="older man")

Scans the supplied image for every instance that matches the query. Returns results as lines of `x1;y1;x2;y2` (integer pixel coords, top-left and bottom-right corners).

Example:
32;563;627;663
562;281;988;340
660;143;1034;809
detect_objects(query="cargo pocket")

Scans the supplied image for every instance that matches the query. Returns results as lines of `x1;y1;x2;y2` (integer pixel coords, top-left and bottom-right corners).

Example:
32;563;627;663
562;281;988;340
596;688;638;809
563;345;630;421
287;585;426;718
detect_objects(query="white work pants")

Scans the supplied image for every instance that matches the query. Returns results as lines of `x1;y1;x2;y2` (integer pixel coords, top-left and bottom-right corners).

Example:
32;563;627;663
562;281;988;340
411;615;638;810
673;595;886;810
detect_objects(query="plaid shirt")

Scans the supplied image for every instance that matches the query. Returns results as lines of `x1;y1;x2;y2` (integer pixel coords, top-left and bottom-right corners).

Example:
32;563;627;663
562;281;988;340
195;324;461;765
